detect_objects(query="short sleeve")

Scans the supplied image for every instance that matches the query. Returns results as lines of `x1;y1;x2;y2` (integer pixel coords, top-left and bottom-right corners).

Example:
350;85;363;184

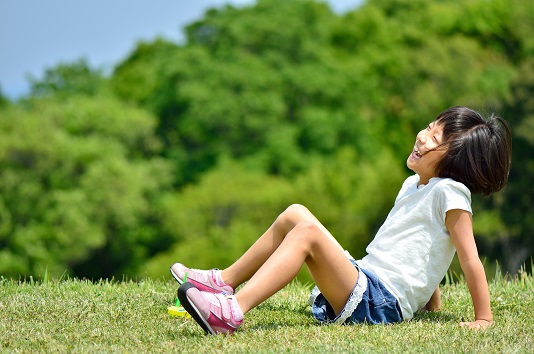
438;180;472;221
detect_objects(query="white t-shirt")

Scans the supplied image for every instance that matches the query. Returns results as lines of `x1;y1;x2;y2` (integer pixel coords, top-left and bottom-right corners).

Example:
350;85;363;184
356;175;472;320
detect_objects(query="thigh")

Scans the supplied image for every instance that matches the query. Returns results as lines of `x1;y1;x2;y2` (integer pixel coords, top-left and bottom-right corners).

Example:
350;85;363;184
302;226;359;315
281;204;345;253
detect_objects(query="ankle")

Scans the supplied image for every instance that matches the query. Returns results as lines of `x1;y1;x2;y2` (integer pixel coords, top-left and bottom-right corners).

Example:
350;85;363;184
219;270;233;288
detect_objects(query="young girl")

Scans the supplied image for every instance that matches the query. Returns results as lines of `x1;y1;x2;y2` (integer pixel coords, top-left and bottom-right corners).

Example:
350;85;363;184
171;106;512;334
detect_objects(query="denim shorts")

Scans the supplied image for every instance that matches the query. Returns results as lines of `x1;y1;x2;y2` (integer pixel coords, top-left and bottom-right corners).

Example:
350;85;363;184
308;257;403;325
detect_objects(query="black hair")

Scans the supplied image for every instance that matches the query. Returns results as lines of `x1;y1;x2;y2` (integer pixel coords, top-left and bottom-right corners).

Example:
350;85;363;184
433;106;512;195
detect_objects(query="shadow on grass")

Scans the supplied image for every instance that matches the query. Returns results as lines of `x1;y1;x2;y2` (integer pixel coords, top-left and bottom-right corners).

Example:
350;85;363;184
172;303;459;337
255;302;311;315
246;322;310;332
410;310;457;323
247;312;459;333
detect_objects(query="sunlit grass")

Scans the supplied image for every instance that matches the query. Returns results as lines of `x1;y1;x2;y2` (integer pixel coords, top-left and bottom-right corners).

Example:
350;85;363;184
1;271;532;353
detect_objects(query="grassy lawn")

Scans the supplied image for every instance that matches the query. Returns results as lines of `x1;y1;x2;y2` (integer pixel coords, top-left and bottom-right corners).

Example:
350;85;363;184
1;271;532;353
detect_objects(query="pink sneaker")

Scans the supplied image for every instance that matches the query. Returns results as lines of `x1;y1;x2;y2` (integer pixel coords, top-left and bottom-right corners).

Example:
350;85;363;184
178;283;244;335
170;263;234;295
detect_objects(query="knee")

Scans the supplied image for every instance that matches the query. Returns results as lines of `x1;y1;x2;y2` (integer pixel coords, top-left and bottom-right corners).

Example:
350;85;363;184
276;204;310;232
288;220;324;247
280;204;310;223
285;204;310;216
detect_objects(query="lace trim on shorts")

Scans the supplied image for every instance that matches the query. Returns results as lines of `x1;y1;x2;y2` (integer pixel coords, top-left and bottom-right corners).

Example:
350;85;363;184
308;250;355;307
335;270;367;324
308;286;321;306
307;264;368;324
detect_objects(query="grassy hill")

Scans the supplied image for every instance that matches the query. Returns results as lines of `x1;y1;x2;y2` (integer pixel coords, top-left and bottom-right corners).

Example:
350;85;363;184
1;271;532;353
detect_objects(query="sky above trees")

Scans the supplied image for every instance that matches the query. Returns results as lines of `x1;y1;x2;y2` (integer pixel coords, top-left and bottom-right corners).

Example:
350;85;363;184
0;0;362;98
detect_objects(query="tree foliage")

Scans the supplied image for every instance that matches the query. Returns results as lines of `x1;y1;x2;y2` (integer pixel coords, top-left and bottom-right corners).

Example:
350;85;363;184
0;85;9;107
0;96;173;278
28;58;106;98
1;0;533;279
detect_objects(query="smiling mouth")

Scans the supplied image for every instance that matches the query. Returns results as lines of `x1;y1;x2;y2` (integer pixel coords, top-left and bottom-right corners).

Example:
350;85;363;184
411;147;423;159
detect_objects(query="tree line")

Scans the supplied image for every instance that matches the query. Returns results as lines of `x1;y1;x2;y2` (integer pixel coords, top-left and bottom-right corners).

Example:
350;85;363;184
0;0;532;280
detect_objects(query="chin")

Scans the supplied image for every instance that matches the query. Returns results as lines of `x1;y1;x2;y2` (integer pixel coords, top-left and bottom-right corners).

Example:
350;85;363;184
406;159;416;172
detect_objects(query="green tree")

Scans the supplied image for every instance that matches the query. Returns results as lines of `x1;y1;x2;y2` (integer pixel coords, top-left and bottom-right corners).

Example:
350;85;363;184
0;96;173;278
28;58;106;98
112;0;377;183
0;85;9;107
497;58;534;273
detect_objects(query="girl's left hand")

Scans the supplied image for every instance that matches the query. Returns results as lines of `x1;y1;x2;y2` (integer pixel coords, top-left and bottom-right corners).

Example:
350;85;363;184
459;319;493;330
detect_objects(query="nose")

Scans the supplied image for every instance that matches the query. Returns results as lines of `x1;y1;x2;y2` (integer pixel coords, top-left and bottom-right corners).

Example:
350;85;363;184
417;134;427;144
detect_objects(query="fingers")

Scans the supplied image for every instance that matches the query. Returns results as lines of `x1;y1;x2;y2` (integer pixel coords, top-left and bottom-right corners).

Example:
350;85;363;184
459;320;492;330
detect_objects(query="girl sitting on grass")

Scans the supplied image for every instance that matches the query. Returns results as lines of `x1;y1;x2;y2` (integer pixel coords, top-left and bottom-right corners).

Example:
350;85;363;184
171;106;512;334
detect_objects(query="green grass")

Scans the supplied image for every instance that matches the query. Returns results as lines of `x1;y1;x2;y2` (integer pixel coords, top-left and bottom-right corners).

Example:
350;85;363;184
1;271;533;353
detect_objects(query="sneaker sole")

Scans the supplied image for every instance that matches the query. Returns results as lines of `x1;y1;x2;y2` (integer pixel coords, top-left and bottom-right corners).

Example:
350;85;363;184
170;268;184;285
178;283;216;335
170;266;235;295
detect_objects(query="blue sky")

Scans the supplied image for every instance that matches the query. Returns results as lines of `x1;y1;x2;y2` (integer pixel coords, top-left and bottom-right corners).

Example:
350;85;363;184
0;0;362;99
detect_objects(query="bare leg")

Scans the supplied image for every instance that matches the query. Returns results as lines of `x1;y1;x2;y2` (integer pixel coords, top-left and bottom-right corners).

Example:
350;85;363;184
234;219;358;316
221;204;345;287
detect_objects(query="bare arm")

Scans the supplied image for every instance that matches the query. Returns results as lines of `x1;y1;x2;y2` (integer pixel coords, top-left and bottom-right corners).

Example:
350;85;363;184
446;209;493;329
424;287;441;311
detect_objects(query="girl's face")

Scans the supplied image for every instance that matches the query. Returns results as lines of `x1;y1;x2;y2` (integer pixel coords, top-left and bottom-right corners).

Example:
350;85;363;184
407;121;447;186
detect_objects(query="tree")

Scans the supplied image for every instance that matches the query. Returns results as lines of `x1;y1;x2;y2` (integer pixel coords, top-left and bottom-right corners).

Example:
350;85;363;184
0;96;173;278
112;0;370;184
497;58;534;273
28;58;106;98
0;85;10;107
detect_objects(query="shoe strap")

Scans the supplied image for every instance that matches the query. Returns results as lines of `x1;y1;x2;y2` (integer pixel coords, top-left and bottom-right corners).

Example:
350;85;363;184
214;293;231;321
